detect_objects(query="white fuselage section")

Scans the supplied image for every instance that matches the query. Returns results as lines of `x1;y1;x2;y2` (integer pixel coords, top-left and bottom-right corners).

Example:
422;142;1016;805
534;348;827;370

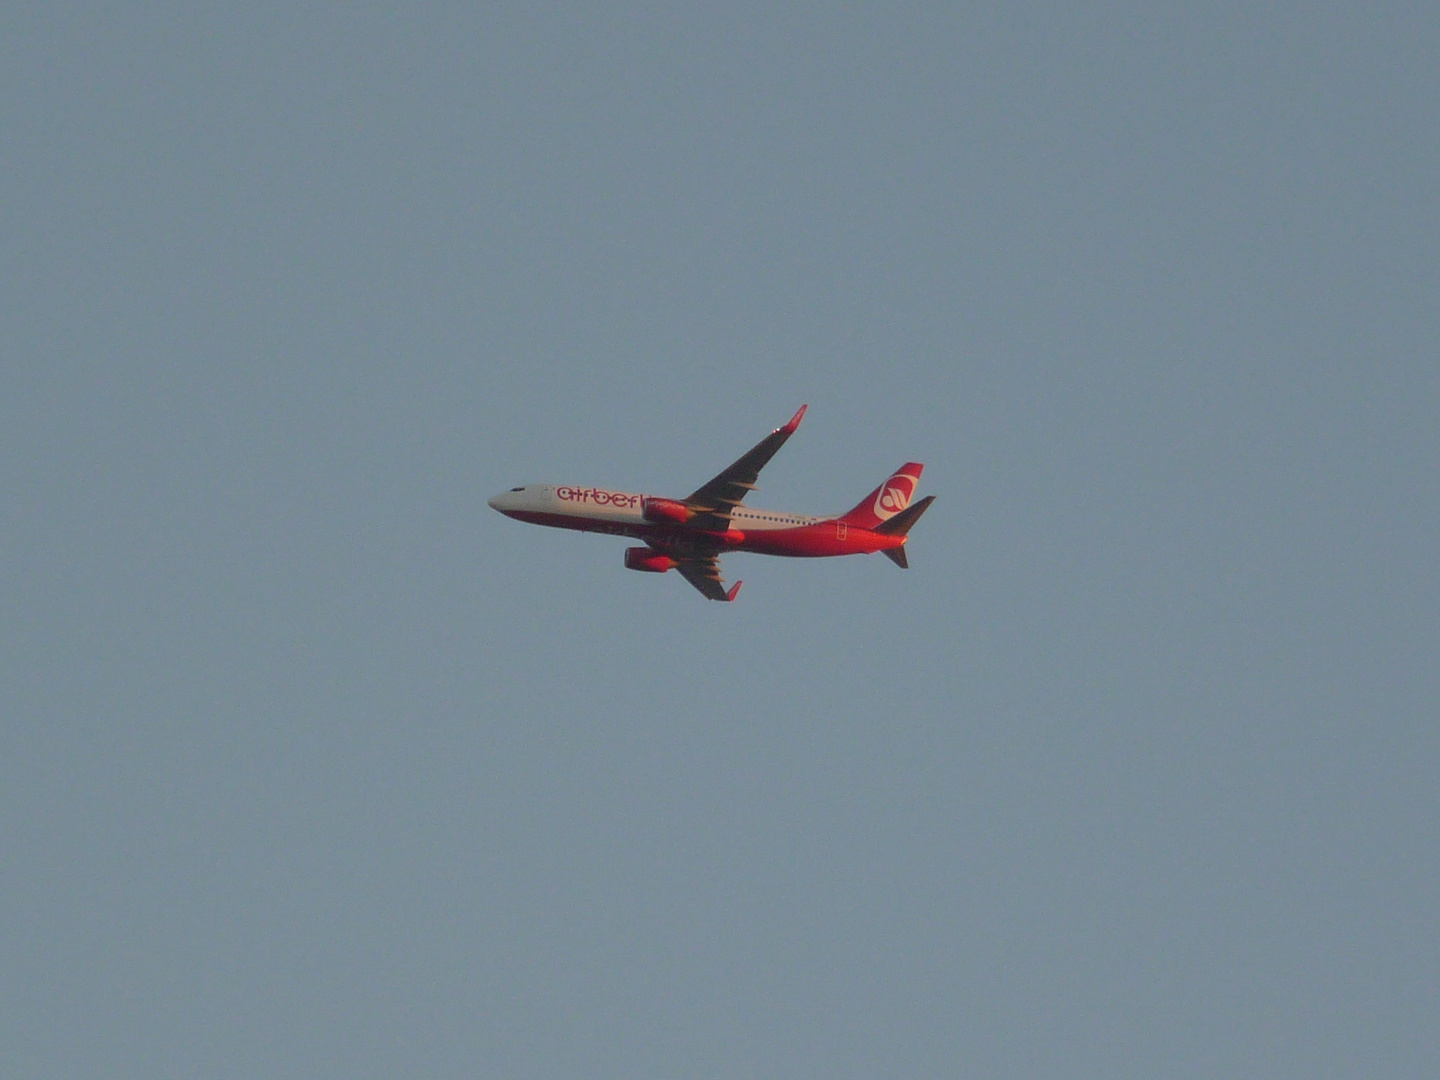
487;485;821;532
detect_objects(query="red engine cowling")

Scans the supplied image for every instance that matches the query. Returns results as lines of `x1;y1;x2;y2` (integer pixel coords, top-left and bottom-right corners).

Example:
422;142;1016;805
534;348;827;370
641;497;691;525
624;547;677;573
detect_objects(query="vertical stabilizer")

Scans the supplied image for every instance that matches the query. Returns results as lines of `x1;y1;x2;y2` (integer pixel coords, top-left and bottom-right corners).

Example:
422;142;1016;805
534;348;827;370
838;463;924;529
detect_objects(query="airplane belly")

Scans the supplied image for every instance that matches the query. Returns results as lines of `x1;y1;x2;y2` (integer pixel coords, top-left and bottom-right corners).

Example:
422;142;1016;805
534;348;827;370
743;521;902;558
740;524;859;557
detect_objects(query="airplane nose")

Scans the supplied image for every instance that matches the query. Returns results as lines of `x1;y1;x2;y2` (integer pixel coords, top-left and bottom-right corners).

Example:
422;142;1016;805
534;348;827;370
489;487;524;512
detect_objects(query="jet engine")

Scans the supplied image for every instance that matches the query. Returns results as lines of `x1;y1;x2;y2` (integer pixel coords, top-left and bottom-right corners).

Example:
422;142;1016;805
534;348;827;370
641;497;692;525
624;547;678;573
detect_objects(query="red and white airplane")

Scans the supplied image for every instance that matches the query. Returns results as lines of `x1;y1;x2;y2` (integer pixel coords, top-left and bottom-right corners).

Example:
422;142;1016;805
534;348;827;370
488;405;933;601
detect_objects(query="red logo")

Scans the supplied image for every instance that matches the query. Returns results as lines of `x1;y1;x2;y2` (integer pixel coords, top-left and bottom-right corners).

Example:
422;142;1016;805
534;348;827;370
556;486;640;509
873;472;917;519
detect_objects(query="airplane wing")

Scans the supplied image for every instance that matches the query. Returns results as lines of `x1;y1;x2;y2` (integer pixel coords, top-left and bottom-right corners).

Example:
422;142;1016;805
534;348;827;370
684;404;806;531
676;556;742;602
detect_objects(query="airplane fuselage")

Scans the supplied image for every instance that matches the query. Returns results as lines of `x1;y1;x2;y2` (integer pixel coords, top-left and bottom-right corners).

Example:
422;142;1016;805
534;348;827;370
487;484;906;559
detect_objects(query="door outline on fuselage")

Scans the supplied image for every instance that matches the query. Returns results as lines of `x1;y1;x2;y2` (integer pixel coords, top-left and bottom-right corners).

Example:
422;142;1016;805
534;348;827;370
836;521;847;541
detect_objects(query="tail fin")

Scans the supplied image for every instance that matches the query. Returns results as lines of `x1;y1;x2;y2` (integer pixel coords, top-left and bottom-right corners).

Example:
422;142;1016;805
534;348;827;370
839;463;924;530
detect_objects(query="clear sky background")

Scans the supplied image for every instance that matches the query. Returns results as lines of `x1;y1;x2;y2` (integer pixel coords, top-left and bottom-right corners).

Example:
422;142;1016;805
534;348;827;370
4;6;1436;1078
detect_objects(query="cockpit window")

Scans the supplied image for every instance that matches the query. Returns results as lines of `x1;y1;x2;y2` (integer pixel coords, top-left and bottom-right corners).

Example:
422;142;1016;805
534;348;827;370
510;486;525;492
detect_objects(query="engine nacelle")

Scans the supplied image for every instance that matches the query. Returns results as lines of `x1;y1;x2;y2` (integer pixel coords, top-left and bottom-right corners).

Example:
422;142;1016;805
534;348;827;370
624;547;678;573
641;497;692;525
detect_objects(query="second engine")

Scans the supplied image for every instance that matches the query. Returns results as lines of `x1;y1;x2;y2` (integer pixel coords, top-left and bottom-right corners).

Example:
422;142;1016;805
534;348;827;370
623;547;678;573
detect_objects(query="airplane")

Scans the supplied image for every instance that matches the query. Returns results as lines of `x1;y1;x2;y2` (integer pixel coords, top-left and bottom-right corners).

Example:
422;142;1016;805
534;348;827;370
487;404;934;601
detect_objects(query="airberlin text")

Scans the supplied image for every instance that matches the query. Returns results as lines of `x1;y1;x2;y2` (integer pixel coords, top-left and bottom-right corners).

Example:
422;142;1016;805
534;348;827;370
556;486;641;509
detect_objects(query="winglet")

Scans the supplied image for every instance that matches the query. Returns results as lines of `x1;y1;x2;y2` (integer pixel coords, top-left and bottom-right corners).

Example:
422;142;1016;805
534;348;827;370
780;404;807;435
725;580;743;602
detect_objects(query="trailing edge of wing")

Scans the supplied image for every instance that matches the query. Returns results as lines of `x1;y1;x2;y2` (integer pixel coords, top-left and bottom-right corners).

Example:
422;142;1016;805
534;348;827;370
685;405;806;529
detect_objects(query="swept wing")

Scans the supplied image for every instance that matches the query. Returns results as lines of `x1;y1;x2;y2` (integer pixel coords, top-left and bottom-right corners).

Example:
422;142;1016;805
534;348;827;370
675;555;742;602
684;404;806;531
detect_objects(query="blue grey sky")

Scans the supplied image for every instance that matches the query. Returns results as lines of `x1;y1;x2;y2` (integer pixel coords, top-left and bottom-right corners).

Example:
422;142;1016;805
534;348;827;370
4;6;1436;1078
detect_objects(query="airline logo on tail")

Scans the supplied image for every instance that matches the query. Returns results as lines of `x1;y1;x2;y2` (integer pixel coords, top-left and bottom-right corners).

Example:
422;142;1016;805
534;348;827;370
874;469;920;520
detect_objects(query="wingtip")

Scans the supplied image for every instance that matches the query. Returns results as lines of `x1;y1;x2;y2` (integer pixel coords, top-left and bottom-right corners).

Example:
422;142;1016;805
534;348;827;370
780;403;807;434
725;580;743;602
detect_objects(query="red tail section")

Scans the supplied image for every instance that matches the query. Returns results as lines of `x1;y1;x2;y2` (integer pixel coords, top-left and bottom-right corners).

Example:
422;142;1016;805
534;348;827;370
838;463;924;529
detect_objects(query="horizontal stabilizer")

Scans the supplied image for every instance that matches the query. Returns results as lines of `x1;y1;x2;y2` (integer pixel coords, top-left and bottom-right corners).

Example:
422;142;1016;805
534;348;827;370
882;545;909;569
873;494;935;537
